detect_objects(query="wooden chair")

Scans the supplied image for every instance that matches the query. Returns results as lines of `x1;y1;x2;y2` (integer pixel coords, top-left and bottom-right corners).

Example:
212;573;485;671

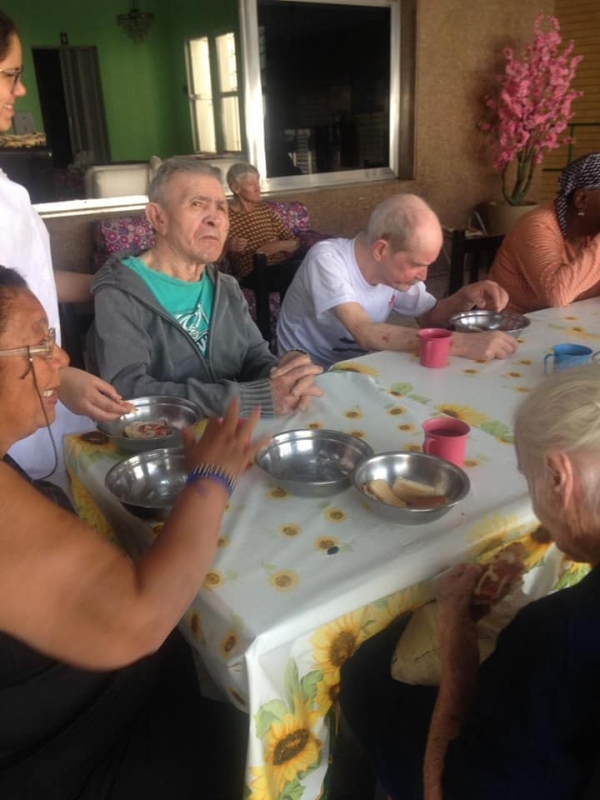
447;229;505;295
240;253;303;349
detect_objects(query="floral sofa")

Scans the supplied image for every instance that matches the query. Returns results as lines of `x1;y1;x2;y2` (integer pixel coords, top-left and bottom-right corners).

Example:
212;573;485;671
93;200;330;342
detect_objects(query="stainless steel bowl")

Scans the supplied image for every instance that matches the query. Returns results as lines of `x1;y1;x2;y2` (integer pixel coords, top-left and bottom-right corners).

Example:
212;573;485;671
255;429;374;497
450;310;530;337
105;447;186;520
97;396;201;453
352;451;470;524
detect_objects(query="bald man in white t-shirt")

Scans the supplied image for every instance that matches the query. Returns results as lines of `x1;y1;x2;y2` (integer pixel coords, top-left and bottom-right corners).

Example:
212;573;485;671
277;194;519;369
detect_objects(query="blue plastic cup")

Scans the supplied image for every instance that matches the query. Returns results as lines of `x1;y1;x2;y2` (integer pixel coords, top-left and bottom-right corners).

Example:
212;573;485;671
544;343;600;373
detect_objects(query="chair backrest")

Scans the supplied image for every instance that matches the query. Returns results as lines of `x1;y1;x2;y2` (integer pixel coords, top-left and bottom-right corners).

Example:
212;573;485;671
447;229;505;295
245;253;303;349
92;215;155;270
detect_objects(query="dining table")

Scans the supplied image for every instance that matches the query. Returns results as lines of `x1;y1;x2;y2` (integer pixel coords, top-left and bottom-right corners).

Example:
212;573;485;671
64;298;599;800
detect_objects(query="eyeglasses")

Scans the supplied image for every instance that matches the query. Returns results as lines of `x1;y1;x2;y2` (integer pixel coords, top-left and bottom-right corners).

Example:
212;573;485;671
0;66;24;92
0;328;56;360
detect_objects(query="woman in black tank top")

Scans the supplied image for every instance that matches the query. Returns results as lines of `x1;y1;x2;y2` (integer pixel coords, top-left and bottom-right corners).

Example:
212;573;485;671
0;261;264;798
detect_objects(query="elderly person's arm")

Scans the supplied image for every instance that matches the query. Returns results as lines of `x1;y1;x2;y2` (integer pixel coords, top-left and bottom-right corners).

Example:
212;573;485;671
0;400;269;670
256;208;299;257
492;210;600;309
334;301;518;362
423;564;483;800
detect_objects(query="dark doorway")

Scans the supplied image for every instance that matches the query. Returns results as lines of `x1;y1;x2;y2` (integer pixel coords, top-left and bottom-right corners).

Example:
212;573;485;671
32;46;111;169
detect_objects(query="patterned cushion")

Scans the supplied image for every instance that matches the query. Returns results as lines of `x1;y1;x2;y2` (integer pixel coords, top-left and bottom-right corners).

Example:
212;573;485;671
93;215;155;270
266;200;310;234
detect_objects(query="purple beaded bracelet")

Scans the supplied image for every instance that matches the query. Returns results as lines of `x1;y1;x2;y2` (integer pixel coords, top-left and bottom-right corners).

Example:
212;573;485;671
186;463;237;498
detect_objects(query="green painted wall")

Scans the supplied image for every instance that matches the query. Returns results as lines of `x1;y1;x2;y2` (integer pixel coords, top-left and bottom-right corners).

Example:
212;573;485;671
6;0;238;162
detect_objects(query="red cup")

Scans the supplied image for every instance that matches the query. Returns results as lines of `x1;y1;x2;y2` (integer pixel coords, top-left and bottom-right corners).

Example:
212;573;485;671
418;328;452;368
422;417;470;466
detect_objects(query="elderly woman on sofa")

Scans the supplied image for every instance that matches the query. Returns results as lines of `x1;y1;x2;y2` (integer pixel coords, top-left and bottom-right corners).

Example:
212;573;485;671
226;162;300;278
340;363;600;800
0;265;269;798
489;152;600;314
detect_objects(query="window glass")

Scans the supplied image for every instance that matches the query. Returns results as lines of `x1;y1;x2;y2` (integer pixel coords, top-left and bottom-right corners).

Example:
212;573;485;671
187;34;242;155
240;0;409;188
216;33;238;93
221;96;242;151
257;0;391;177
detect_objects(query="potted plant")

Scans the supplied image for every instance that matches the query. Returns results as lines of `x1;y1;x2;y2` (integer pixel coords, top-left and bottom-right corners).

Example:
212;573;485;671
479;15;583;234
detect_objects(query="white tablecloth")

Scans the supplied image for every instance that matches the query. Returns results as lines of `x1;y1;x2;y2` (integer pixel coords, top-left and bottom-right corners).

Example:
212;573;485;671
65;299;599;800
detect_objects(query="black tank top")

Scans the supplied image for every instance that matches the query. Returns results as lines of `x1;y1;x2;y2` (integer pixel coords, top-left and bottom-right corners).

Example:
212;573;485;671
0;456;160;799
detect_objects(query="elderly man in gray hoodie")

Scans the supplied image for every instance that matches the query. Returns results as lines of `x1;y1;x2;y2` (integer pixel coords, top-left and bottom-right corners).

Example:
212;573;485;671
90;157;322;418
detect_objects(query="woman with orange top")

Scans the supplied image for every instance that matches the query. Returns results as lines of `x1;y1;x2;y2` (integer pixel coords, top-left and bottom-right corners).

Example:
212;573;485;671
226;162;299;278
489;152;600;314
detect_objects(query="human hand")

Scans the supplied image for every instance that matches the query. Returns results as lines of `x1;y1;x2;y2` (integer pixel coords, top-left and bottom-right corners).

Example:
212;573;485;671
454;280;509;312
451;330;518;361
229;236;249;252
181;398;270;480
269;352;324;414
58;367;135;420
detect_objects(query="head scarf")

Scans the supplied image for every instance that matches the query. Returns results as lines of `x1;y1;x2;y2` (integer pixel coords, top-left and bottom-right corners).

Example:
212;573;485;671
555;152;600;237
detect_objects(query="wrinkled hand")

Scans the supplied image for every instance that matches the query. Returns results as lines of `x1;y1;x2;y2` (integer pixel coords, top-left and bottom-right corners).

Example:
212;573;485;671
451;330;518;361
454;280;509;312
181;398;269;479
58;367;135;420
269;352;324;415
436;563;483;649
229;236;249;252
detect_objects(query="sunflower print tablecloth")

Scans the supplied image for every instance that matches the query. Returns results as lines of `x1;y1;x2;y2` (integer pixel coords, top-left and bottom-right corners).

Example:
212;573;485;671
64;299;599;800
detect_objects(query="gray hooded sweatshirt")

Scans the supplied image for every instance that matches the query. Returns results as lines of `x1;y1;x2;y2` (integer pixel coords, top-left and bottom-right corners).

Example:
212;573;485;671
89;254;278;417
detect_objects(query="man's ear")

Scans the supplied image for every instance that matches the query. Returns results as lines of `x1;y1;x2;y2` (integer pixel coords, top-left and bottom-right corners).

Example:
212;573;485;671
545;449;575;509
371;239;389;262
145;202;165;233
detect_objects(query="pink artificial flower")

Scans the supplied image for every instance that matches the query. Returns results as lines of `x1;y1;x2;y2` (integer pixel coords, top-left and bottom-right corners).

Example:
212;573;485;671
479;14;583;204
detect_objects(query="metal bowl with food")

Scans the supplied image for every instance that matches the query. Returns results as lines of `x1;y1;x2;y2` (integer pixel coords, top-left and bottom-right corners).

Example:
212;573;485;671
105;447;186;520
449;310;530;337
352;451;470;525
255;429;374;497
97;396;201;454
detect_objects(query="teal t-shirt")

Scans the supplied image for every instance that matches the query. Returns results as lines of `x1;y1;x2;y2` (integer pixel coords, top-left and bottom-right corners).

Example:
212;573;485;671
124;256;214;355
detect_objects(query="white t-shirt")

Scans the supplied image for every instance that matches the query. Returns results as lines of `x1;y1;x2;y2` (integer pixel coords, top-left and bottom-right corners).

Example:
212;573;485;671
0;172;91;481
277;237;437;368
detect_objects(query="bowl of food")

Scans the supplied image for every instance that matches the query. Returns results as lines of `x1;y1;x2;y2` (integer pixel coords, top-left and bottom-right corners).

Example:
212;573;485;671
105;447;186;520
449;310;530;337
97;396;201;453
255;429;374;497
352;451;470;524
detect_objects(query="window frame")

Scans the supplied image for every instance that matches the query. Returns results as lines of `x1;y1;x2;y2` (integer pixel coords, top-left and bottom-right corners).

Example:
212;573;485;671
185;32;243;156
238;0;416;192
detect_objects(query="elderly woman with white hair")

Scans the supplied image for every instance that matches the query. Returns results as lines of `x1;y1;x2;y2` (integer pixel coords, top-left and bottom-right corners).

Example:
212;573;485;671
339;364;600;800
225;162;299;278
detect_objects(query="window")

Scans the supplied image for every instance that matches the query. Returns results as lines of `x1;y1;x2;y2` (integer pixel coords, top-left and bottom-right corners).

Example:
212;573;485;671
239;0;415;190
186;33;243;154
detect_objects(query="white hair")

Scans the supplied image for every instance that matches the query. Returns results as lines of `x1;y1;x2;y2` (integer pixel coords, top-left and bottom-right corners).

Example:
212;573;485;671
365;194;438;253
514;364;600;517
148;157;222;205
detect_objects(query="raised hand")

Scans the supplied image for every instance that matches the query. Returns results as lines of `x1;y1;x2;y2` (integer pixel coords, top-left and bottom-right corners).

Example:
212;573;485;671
182;397;269;479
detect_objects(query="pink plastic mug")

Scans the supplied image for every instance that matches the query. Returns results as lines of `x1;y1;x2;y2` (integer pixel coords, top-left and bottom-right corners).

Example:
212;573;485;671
418;328;453;368
422;417;470;466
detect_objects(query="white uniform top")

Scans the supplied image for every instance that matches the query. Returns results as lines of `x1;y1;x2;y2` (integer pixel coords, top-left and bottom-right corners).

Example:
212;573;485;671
0;171;90;481
277;237;437;368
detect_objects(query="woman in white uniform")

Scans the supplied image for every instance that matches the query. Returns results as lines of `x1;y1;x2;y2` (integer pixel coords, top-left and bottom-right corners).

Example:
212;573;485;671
0;10;130;480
